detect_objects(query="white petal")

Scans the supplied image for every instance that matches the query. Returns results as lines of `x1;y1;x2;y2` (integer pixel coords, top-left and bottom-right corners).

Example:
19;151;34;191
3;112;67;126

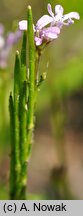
19;20;27;30
47;4;54;17
55;5;64;15
63;12;80;21
36;15;53;30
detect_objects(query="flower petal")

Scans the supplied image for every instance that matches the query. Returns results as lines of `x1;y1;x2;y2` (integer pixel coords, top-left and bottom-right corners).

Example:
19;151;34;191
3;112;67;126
6;30;22;46
42;26;60;39
63;12;80;22
67;19;74;25
47;4;54;17
55;5;64;15
35;36;42;46
56;21;64;28
19;20;27;30
45;32;58;39
36;15;53;30
54;5;64;23
50;26;60;34
6;32;15;45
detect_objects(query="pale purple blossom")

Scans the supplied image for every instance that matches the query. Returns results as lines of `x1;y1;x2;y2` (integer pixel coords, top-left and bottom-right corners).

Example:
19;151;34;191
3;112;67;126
36;4;80;29
34;26;60;46
19;3;80;46
6;30;22;46
0;24;22;69
19;20;27;30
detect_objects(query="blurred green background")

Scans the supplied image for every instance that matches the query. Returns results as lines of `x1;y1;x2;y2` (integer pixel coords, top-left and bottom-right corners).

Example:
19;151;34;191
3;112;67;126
0;0;83;199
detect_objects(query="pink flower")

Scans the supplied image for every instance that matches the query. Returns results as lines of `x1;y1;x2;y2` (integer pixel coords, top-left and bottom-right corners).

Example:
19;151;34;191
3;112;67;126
35;26;60;46
36;4;80;29
19;4;80;46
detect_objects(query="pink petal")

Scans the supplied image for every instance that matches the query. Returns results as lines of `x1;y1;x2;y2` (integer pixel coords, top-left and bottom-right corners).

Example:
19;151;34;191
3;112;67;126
46;32;58;39
43;27;60;39
35;37;42;46
19;20;27;30
55;5;64;15
36;15;53;30
68;19;74;24
47;4;54;17
54;5;64;23
53;26;60;34
63;12;80;21
56;21;64;28
46;26;60;34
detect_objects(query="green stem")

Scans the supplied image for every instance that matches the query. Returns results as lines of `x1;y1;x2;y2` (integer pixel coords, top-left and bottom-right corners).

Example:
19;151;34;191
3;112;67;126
19;82;27;199
27;5;35;129
13;51;21;199
9;93;15;199
27;6;35;159
19;31;27;199
9;5;42;200
35;49;41;83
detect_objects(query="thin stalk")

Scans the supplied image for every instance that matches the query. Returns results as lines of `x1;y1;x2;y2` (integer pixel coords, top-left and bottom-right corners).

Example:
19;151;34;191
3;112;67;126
13;51;21;199
35;49;41;83
27;5;35;128
19;31;28;199
27;5;35;160
19;82;27;199
9;93;15;199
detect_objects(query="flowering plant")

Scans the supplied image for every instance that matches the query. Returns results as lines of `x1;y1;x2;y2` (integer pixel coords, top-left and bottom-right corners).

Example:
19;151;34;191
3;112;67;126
9;4;80;199
19;4;80;46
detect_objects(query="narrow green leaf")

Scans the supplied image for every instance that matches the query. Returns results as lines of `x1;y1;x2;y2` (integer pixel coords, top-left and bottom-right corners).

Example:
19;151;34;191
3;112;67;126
14;51;21;197
27;5;35;129
21;31;27;66
9;93;15;199
14;50;20;100
19;32;27;198
19;80;27;200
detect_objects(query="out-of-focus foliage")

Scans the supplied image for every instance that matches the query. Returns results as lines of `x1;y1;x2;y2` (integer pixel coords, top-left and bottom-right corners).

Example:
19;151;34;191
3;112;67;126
54;54;83;96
